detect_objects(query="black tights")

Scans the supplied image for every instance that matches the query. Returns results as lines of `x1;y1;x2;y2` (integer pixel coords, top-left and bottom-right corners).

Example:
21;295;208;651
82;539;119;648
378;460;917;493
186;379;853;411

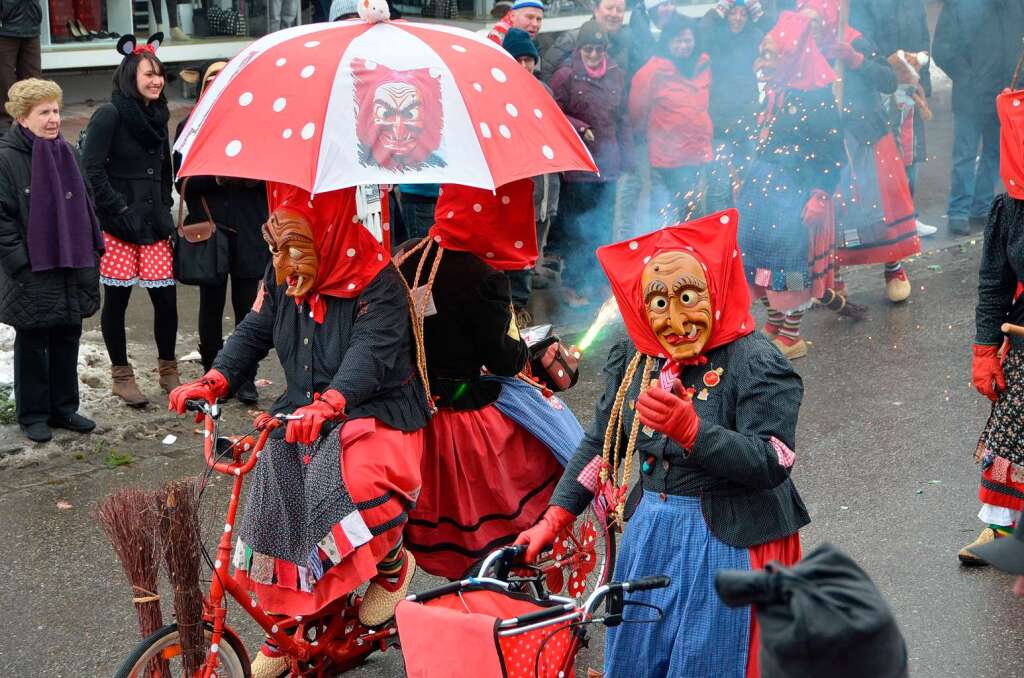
197;277;261;368
101;284;178;365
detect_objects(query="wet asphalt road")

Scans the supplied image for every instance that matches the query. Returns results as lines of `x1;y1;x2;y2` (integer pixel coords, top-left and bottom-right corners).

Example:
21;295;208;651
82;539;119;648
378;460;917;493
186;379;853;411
2;239;1023;678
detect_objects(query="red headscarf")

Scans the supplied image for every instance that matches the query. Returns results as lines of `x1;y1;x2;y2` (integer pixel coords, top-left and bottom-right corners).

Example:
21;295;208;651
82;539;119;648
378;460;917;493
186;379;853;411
429;179;538;271
998;88;1024;200
764;11;836;92
596;208;755;361
266;182;391;322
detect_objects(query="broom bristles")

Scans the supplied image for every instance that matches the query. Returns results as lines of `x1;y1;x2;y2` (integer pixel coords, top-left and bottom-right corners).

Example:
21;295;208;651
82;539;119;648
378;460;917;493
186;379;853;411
159;479;207;676
97;487;169;677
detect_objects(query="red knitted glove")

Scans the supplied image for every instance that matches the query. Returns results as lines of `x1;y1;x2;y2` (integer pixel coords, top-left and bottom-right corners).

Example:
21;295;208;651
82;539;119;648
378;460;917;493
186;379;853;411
801;189;830;228
972;344;1006;402
285;390;347;444
168;369;229;414
827;42;864;70
636;384;701;450
514;506;576;563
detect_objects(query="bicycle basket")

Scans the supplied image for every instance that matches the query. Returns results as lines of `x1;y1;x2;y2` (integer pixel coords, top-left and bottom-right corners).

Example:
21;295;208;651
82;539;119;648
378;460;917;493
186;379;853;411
396;583;577;678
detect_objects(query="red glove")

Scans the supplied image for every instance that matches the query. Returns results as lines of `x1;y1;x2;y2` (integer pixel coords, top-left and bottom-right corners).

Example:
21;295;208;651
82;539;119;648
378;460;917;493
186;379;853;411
827;42;864;69
514;505;575;563
801;189;830;228
168;370;230;414
285;390;347;444
636;384;701;450
972;344;1006;402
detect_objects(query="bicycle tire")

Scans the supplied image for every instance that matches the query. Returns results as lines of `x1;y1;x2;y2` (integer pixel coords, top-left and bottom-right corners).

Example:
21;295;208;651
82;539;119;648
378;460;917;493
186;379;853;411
114;622;251;678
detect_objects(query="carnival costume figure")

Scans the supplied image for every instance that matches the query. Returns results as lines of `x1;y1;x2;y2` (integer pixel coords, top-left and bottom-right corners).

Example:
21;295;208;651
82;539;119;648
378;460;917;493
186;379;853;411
736;11;845;360
169;183;429;677
516;209;808;678
398;180;584;580
799;0;920;304
962;88;1024;565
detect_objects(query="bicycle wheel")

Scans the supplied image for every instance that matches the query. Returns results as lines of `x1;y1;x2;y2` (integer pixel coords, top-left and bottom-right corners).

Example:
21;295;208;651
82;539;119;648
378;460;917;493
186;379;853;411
543;501;617;603
114;623;250;678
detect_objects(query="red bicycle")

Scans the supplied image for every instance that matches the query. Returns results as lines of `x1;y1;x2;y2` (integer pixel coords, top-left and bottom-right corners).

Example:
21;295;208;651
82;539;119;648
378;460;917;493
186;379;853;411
114;400;398;678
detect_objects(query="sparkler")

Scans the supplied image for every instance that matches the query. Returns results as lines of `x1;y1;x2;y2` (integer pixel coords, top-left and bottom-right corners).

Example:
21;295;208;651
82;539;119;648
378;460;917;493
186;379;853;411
577;296;621;353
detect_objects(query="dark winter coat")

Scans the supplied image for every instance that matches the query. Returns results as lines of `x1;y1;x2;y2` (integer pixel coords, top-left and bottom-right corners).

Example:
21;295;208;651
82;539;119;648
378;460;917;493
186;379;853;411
173;118;270;280
551;334;809;549
0;125;100;328
843;36;898;145
214;264;430;430
701;7;769;138
398;244;528;410
0;0;42;38
541;23;631;83
80;99;174;245
550;53;631;182
933;0;1024;115
976;195;1024;350
757;86;845;194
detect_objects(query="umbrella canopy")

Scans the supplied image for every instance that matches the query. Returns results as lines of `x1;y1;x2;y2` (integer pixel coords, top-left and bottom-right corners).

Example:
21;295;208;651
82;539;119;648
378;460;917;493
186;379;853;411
174;19;597;193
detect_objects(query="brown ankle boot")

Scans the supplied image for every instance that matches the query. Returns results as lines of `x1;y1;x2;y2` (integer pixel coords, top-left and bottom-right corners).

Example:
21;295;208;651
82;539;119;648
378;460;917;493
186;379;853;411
111;365;149;408
157;359;181;393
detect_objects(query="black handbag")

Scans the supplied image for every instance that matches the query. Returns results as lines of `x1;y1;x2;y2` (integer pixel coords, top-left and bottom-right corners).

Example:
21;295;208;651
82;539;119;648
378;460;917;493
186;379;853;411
173;181;231;286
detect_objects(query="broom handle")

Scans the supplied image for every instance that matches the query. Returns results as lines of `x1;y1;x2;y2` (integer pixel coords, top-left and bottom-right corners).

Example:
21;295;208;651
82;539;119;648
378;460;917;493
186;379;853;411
1012;37;1024;91
833;0;850;110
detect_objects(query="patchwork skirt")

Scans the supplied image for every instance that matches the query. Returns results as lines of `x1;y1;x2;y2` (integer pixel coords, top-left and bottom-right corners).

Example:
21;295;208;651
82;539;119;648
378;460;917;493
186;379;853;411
232;418;423;616
605;492;801;678
977;348;1024;514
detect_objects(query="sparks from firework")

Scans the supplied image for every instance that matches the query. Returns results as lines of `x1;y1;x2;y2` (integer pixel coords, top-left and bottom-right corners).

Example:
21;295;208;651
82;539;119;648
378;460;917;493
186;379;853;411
578;296;621;352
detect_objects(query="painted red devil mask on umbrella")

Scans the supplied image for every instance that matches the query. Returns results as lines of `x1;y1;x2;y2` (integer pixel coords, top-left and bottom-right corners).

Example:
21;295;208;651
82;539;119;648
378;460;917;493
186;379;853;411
352;58;446;172
596;209;754;364
429;179;538;271
998;88;1024;200
262;182;390;322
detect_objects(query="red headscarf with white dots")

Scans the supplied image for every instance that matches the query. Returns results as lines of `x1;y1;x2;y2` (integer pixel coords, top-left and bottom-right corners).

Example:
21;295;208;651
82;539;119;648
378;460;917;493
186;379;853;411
998;88;1024;200
764;11;836;92
266;182;391;322
596;208;754;359
429;179;538;271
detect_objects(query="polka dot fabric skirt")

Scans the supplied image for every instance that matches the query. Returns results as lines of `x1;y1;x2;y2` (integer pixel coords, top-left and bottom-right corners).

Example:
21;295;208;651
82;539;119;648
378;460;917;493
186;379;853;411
99;233;175;288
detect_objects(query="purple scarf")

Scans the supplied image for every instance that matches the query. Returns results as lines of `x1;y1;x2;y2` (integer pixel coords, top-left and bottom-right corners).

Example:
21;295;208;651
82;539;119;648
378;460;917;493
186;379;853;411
21;125;104;272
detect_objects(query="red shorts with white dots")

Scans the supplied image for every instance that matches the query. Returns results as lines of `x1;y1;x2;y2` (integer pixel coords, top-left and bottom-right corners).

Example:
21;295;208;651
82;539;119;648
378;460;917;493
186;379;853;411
99;233;175;288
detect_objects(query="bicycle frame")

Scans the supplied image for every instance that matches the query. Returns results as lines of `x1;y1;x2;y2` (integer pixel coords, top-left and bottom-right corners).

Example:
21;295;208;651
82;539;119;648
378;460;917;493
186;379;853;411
191;403;396;678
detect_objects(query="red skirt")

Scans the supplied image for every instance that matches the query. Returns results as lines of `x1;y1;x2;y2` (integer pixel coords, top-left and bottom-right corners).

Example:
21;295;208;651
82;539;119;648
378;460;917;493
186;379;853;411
746;532;803;678
836;133;920;267
979;459;1024;511
233;420;424;616
405;405;564;580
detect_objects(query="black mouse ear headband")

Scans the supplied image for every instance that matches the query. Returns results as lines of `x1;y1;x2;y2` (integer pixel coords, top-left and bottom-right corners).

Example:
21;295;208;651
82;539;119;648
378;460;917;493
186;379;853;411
116;32;163;58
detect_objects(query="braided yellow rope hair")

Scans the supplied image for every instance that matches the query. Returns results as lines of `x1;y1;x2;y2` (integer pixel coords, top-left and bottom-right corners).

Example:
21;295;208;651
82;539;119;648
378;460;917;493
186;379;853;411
599;351;656;525
393;236;445;412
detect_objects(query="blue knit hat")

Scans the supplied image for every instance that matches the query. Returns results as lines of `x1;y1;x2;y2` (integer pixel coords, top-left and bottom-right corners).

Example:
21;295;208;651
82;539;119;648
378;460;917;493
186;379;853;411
512;0;544;10
503;28;540;62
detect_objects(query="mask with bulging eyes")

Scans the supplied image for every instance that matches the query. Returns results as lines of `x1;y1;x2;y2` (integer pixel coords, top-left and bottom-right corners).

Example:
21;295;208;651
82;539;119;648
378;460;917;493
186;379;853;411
262;207;318;298
641;251;714;362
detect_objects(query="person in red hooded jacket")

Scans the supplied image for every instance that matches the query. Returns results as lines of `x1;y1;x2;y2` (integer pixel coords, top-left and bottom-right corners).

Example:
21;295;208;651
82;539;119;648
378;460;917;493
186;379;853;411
961;90;1024;567
629;15;713;226
167;184;429;678
516;208;808;678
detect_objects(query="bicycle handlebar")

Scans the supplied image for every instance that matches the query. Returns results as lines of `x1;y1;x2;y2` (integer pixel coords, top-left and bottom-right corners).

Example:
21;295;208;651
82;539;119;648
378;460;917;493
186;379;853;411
623;575;671;592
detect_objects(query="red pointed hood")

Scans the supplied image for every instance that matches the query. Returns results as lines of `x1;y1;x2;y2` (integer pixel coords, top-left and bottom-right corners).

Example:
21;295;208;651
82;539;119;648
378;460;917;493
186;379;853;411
429;179;538;271
596;209;755;360
765;11;836;92
267;182;390;300
998;88;1024;200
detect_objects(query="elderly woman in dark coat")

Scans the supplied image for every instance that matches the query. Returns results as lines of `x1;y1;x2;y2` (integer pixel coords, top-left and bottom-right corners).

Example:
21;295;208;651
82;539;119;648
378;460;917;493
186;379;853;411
0;78;103;442
173;61;270;404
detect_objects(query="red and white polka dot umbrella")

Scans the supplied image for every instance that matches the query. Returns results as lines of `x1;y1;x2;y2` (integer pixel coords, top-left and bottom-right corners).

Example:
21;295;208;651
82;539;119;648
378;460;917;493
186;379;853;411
174;18;597;193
